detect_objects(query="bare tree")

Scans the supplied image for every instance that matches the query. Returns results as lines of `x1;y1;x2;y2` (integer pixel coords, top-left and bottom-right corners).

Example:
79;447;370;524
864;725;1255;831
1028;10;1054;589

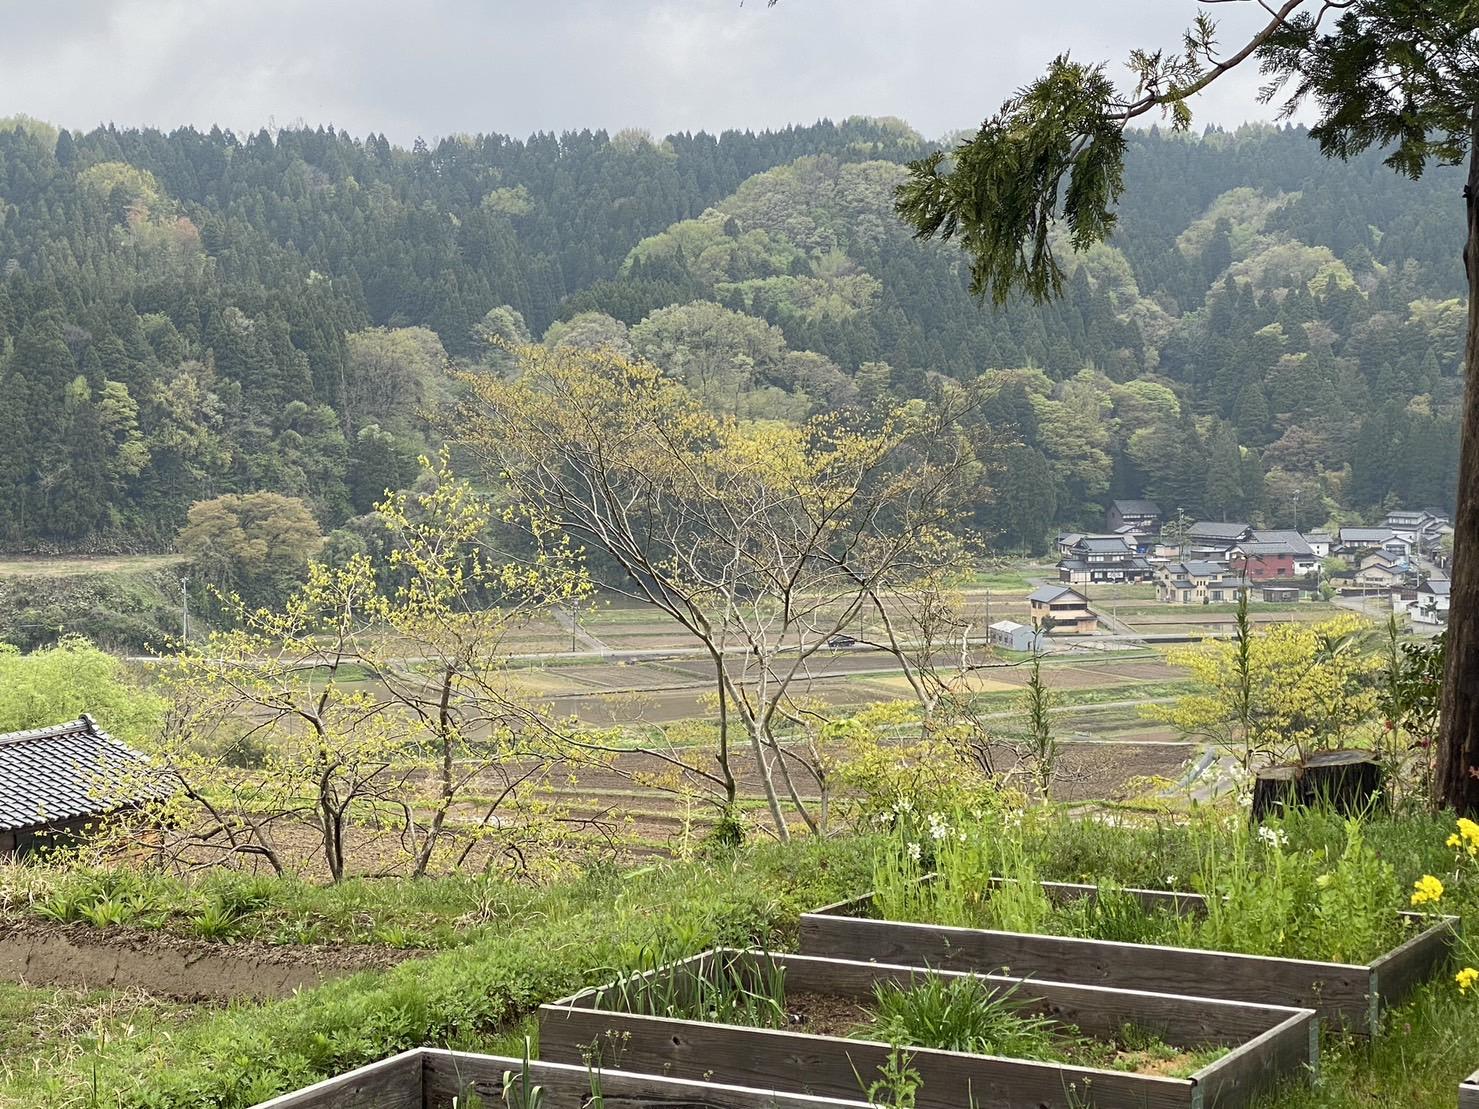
453;346;979;839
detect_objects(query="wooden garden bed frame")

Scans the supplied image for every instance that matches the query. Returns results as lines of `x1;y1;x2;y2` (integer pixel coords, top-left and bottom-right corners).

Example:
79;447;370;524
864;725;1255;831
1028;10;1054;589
1461;1066;1479;1109
249;1046;876;1109
538;949;1319;1109
801;878;1458;1035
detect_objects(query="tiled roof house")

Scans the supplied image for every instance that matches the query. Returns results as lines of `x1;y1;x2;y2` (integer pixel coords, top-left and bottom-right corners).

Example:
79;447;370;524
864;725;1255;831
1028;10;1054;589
0;715;167;856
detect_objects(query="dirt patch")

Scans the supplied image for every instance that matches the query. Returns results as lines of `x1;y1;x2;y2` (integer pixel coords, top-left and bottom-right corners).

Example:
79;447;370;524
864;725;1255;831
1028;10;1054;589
0;918;412;1001
785;990;873;1038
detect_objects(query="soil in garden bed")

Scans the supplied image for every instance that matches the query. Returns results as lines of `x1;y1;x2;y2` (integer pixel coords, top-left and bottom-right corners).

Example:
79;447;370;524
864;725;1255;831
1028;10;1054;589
778;990;1226;1078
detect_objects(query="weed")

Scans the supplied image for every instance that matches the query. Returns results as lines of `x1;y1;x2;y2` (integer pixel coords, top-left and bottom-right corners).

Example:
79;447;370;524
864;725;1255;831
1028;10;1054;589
868;976;1068;1061
593;948;788;1029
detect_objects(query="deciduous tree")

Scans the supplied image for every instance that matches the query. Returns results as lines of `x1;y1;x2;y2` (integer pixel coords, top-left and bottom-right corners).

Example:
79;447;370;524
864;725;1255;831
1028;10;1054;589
454;345;978;839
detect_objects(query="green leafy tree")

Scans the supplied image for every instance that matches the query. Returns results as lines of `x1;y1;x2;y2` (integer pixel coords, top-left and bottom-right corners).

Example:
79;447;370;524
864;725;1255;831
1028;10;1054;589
0;637;164;743
175;492;324;608
888;1;1479;812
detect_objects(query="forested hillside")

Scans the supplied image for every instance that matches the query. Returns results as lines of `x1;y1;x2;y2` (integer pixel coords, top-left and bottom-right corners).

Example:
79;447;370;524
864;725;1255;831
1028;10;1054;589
0;115;1463;556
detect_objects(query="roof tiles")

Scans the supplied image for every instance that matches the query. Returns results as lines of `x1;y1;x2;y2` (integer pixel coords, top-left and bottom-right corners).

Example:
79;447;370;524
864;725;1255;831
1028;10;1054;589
0;717;167;833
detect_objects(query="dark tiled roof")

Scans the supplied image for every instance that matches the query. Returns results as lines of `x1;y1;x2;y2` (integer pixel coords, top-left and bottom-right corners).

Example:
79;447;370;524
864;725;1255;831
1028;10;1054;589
1030;584;1087;604
1248;530;1315;557
0;717;167;832
1075;536;1135;553
1421;578;1452;597
1112;499;1161;516
1163;560;1231;579
1188;521;1251;540
1234;542;1298;557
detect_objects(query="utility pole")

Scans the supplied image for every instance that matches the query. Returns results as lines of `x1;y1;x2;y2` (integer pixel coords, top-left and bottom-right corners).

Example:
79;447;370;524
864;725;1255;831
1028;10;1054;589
1292;488;1301;533
180;576;190;642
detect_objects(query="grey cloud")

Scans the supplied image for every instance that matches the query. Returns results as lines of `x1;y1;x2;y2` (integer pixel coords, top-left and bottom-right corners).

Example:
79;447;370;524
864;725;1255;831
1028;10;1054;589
0;1;1294;143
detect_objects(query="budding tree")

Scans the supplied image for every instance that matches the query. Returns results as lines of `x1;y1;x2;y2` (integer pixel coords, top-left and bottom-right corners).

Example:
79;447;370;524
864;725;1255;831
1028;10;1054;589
453;345;978;839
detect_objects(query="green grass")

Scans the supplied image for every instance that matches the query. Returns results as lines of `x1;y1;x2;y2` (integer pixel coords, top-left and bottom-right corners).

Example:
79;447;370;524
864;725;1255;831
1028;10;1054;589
0;838;874;1108
0;982;200;1105
7;809;1479;1106
969;679;1196;710
972;569;1038;590
1;864;598;950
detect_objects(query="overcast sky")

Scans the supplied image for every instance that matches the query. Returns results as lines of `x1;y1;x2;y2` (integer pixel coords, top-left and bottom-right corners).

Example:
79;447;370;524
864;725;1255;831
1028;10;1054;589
1;1;1294;144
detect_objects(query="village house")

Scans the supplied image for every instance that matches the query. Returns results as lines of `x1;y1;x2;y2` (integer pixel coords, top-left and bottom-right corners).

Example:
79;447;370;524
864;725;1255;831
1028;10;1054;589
1027;584;1098;635
1056;535;1154;584
1227;530;1318;581
1304;532;1333;558
1185;521;1253;558
1106;499;1162;535
1155;559;1246;605
1352;559;1407;591
1055;532;1084;556
1111;525;1157;555
1382;509;1452;554
0;716;166;857
1336;527;1414;561
988;619;1046;653
1414;577;1451;625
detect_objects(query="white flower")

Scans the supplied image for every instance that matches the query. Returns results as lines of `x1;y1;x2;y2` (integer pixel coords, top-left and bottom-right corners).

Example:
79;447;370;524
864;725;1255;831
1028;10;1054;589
893;797;914;814
1257;826;1289;848
906;842;923;861
930;823;950;841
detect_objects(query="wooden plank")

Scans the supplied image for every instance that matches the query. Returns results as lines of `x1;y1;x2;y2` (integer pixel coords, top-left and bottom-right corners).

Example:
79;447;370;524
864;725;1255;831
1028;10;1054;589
810;878;1204;919
561;949;1302;1046
1368;915;1460;1029
420;1049;874;1109
801;908;1456;1033
1193;1010;1319;1108
737;951;1301;1046
1459;1068;1479;1109
247;1049;423;1109
800;912;1371;1027
543;950;1316;1109
538;1005;1197;1109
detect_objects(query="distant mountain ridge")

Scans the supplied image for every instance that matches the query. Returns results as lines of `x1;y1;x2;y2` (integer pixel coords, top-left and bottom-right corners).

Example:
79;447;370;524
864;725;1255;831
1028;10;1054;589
0;116;1462;552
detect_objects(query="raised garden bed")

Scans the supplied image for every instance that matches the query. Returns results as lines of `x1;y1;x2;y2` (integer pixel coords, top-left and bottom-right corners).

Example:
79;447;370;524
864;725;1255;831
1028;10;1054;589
801;878;1457;1035
249;1046;874;1108
538;949;1318;1109
1462;1066;1479;1109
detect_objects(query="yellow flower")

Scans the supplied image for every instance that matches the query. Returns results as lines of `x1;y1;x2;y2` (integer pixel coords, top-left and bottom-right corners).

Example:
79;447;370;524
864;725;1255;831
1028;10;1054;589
1456;819;1479;858
1458;967;1479;993
1411;874;1445;907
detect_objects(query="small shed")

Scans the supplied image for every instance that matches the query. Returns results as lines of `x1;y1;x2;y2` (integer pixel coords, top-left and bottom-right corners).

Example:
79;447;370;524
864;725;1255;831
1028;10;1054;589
0;715;166;857
1261;585;1302;603
988;620;1044;653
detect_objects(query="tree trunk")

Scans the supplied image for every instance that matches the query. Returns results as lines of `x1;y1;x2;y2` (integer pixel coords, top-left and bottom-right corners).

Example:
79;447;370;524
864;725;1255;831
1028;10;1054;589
1437;107;1479;815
